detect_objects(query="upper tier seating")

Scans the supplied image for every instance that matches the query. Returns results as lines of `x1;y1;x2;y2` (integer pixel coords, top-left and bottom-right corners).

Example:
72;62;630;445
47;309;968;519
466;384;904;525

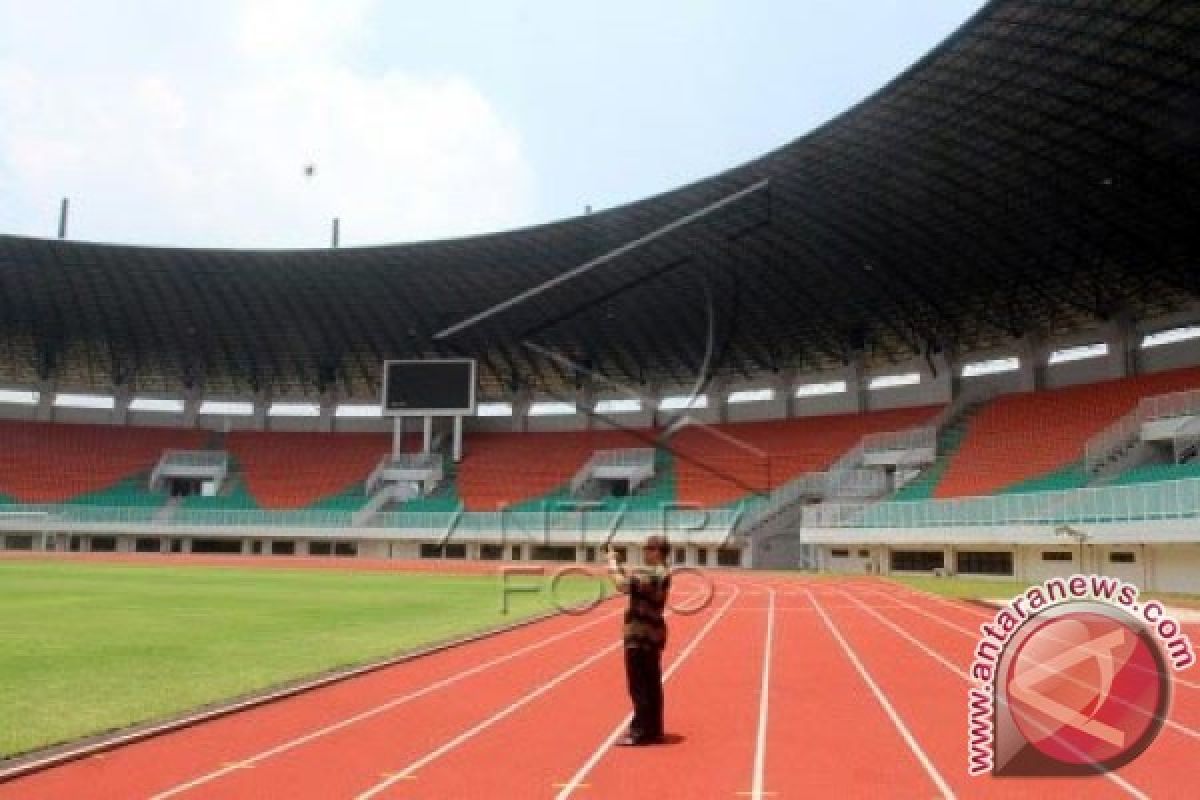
669;406;943;508
935;367;1200;498
224;431;391;509
0;420;205;503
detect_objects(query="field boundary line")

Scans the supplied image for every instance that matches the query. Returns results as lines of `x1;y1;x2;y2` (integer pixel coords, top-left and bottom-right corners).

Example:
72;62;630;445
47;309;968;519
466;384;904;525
0;596;617;786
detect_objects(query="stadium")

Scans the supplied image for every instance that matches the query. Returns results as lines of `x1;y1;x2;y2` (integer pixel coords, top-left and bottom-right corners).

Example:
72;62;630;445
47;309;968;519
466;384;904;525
2;0;1199;797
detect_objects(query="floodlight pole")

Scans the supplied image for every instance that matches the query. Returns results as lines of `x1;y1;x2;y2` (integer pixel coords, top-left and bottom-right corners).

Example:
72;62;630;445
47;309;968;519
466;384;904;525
331;217;340;248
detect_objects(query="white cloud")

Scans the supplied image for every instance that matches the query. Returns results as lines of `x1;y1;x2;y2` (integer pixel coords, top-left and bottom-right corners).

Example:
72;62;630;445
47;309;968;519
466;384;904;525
0;0;534;248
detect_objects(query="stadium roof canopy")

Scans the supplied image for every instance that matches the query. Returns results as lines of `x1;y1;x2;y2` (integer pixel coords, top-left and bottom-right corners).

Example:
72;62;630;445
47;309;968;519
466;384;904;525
1;0;1198;399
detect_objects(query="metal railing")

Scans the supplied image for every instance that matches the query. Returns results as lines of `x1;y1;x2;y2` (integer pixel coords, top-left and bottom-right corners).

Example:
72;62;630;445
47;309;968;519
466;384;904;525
569;448;655;494
0;503;742;538
366;452;444;495
817;477;1200;528
1174;415;1200;465
158;450;229;468
1086;388;1200;474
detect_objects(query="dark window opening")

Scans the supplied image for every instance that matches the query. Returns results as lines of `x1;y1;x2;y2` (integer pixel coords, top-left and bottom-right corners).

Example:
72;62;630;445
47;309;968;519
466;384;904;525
717;548;741;567
890;550;944;572
271;540;296;556
1109;552;1136;564
531;545;576;562
135;537;162;553
191;538;242;554
90;536;118;553
956;551;1013;576
1042;551;1073;562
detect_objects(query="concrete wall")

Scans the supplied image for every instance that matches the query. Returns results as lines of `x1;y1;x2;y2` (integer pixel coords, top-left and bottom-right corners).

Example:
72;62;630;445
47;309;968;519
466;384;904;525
816;540;1200;593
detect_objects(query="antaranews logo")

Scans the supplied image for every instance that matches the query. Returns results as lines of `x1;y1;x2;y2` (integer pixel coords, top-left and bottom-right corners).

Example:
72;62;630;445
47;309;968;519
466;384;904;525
966;575;1196;777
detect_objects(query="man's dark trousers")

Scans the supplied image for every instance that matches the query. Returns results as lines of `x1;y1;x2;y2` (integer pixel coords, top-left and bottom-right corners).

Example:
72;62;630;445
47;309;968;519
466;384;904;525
625;646;664;740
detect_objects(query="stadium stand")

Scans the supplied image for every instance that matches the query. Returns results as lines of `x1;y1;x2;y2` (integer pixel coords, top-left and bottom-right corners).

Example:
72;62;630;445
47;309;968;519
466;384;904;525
0;420;205;504
890;412;973;501
670;406;942;507
935;367;1200;498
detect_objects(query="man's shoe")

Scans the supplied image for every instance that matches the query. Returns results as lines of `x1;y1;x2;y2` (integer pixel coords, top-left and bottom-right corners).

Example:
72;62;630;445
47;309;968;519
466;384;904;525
615;734;650;747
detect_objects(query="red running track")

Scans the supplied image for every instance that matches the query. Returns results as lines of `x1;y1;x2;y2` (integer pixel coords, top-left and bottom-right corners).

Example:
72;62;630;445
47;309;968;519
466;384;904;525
1;574;1198;799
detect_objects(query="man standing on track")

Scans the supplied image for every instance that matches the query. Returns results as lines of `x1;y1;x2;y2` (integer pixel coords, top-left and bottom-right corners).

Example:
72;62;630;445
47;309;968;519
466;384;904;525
607;535;672;746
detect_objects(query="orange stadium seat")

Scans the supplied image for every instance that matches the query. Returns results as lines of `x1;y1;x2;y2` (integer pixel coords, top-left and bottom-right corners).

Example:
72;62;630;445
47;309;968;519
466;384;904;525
670;405;943;507
225;431;392;509
455;429;652;511
0;420;206;503
936;366;1200;498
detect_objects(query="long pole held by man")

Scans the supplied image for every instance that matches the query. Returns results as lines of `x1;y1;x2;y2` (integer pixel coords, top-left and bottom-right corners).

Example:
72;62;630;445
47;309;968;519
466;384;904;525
607;536;672;746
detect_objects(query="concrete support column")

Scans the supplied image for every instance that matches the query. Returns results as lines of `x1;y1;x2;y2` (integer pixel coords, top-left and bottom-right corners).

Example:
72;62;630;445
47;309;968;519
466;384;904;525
577;382;595;430
511;389;532;433
932;349;958;405
112;384;133;425
708;377;730;423
253;388;271;431
35;379;55;421
318;388;336;433
182;386;202;428
846;351;868;413
774;369;800;419
1016;333;1047;392
1108;312;1139;379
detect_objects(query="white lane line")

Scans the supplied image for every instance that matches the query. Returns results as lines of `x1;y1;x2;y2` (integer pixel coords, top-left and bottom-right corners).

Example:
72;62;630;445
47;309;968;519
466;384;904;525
351;586;706;800
750;588;777;800
866;589;1200;742
807;591;955;800
149;607;624;800
892;586;1200;692
354;639;625;799
554;585;743;799
838;590;1148;800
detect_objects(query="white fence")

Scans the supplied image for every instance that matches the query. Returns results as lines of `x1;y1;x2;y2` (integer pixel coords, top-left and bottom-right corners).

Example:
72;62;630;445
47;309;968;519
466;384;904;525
0;503;744;541
822;477;1200;528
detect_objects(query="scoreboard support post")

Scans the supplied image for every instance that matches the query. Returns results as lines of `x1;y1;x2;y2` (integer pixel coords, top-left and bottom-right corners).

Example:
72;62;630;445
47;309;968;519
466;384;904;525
392;417;404;458
382;359;476;465
452;415;463;462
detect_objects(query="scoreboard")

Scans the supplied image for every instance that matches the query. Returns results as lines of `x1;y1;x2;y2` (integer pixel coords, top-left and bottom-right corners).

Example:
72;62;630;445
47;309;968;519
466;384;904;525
382;359;476;416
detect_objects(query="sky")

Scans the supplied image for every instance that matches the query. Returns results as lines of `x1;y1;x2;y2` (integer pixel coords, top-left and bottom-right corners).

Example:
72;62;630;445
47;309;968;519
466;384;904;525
0;0;985;249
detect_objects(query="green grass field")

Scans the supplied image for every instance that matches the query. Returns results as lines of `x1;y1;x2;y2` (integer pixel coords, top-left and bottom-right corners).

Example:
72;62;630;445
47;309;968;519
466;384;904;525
886;575;1200;608
884;575;1030;599
0;561;607;758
